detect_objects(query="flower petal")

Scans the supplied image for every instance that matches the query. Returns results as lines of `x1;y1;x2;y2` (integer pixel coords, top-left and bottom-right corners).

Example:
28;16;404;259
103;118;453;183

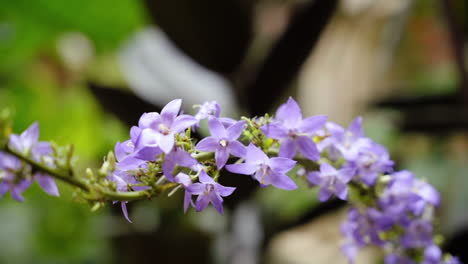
20;122;39;151
276;97;302;127
195;195;210;212
279;138;296;159
199;170;215;184
299;115;327;134
35;174;59;196
195;137;219;152
0;182;9;198
161;99;182;124
215;149;229;169
226;120;246;140
172;115;197;133
121;202;132;223
245;144;268;163
8;134;22;152
138;112;159;129
186;183;206;195
348;117;364;138
270;173;298;190
217;185;236;196
297;136;319;160
209;192;224;215
208;117;227;138
227;141;246;158
261;123;288;139
307;172;322;185
157;134;175;153
269;157;296;173
226;163;257;175
11;179;32;202
318;187;333;202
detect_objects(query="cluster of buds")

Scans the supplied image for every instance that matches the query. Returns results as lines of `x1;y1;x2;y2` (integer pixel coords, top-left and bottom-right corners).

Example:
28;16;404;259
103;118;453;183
0;98;461;264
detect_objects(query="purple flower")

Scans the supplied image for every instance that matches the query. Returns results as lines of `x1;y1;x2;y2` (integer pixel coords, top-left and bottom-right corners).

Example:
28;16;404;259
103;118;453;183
0;152;32;201
185;170;235;214
196;118;246;169
318;117;364;160
137;99;197;153
401;219;433;249
261;97;327;161
174;172;194;212
194;101;220;124
384;254;416;264
162;147;201;182
422;244;442;264
341;208;388;264
226;144;297;190
307;163;354;201
4;123;59;198
345;139;394;186
108;169;149;222
379;171;440;222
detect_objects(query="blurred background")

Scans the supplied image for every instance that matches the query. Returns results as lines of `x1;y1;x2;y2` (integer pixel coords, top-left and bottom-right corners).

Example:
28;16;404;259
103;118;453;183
1;0;468;263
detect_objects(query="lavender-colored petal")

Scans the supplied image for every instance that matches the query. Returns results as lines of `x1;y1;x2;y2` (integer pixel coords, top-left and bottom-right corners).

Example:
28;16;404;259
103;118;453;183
270;172;298;190
269;157;296;173
35;174;59;196
138;112;159;129
172;115;197;133
318;187;333;202
215;149;230;169
11;179;32;202
245;144;268;163
114;142;126;161
130;126;141;141
320;162;337;175
226;120;246;140
338;167;356;183
183;191;192;212
161;99;182;124
226;163;257;175
299;115;327;134
121;202;132;223
261;123;288;139
8;134;22;152
219;117;236;127
134;146;162;161
297;136;320;160
158;133;175;153
186;183;206;195
208;117;227;138
175;173;192;187
209;192;224;214
276;97;302;127
217;185;236;196
307;172;322;185
279;138;296;159
135;128;158;149
349;117;364;138
195;195;210;212
116;156;145;171
335;181;348;200
20;122;39;151
227;141;246;158
199;170;215;184
0;182;9;198
195;137;219;152
32;142;52;156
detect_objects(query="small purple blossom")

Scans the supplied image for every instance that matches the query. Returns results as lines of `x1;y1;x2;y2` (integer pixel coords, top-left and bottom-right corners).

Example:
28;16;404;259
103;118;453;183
194;101;220;124
2;123;59;199
307;163;354;201
185;170;235;214
261;97;327;161
196;118;246;169
162;147;201;182
137;99;197;153
226;144;297;190
345;139;394;186
318;117;364;160
401;219;433;249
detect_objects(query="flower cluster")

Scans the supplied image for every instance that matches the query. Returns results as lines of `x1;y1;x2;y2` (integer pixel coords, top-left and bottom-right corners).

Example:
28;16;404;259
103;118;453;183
0;123;59;201
0;97;461;264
